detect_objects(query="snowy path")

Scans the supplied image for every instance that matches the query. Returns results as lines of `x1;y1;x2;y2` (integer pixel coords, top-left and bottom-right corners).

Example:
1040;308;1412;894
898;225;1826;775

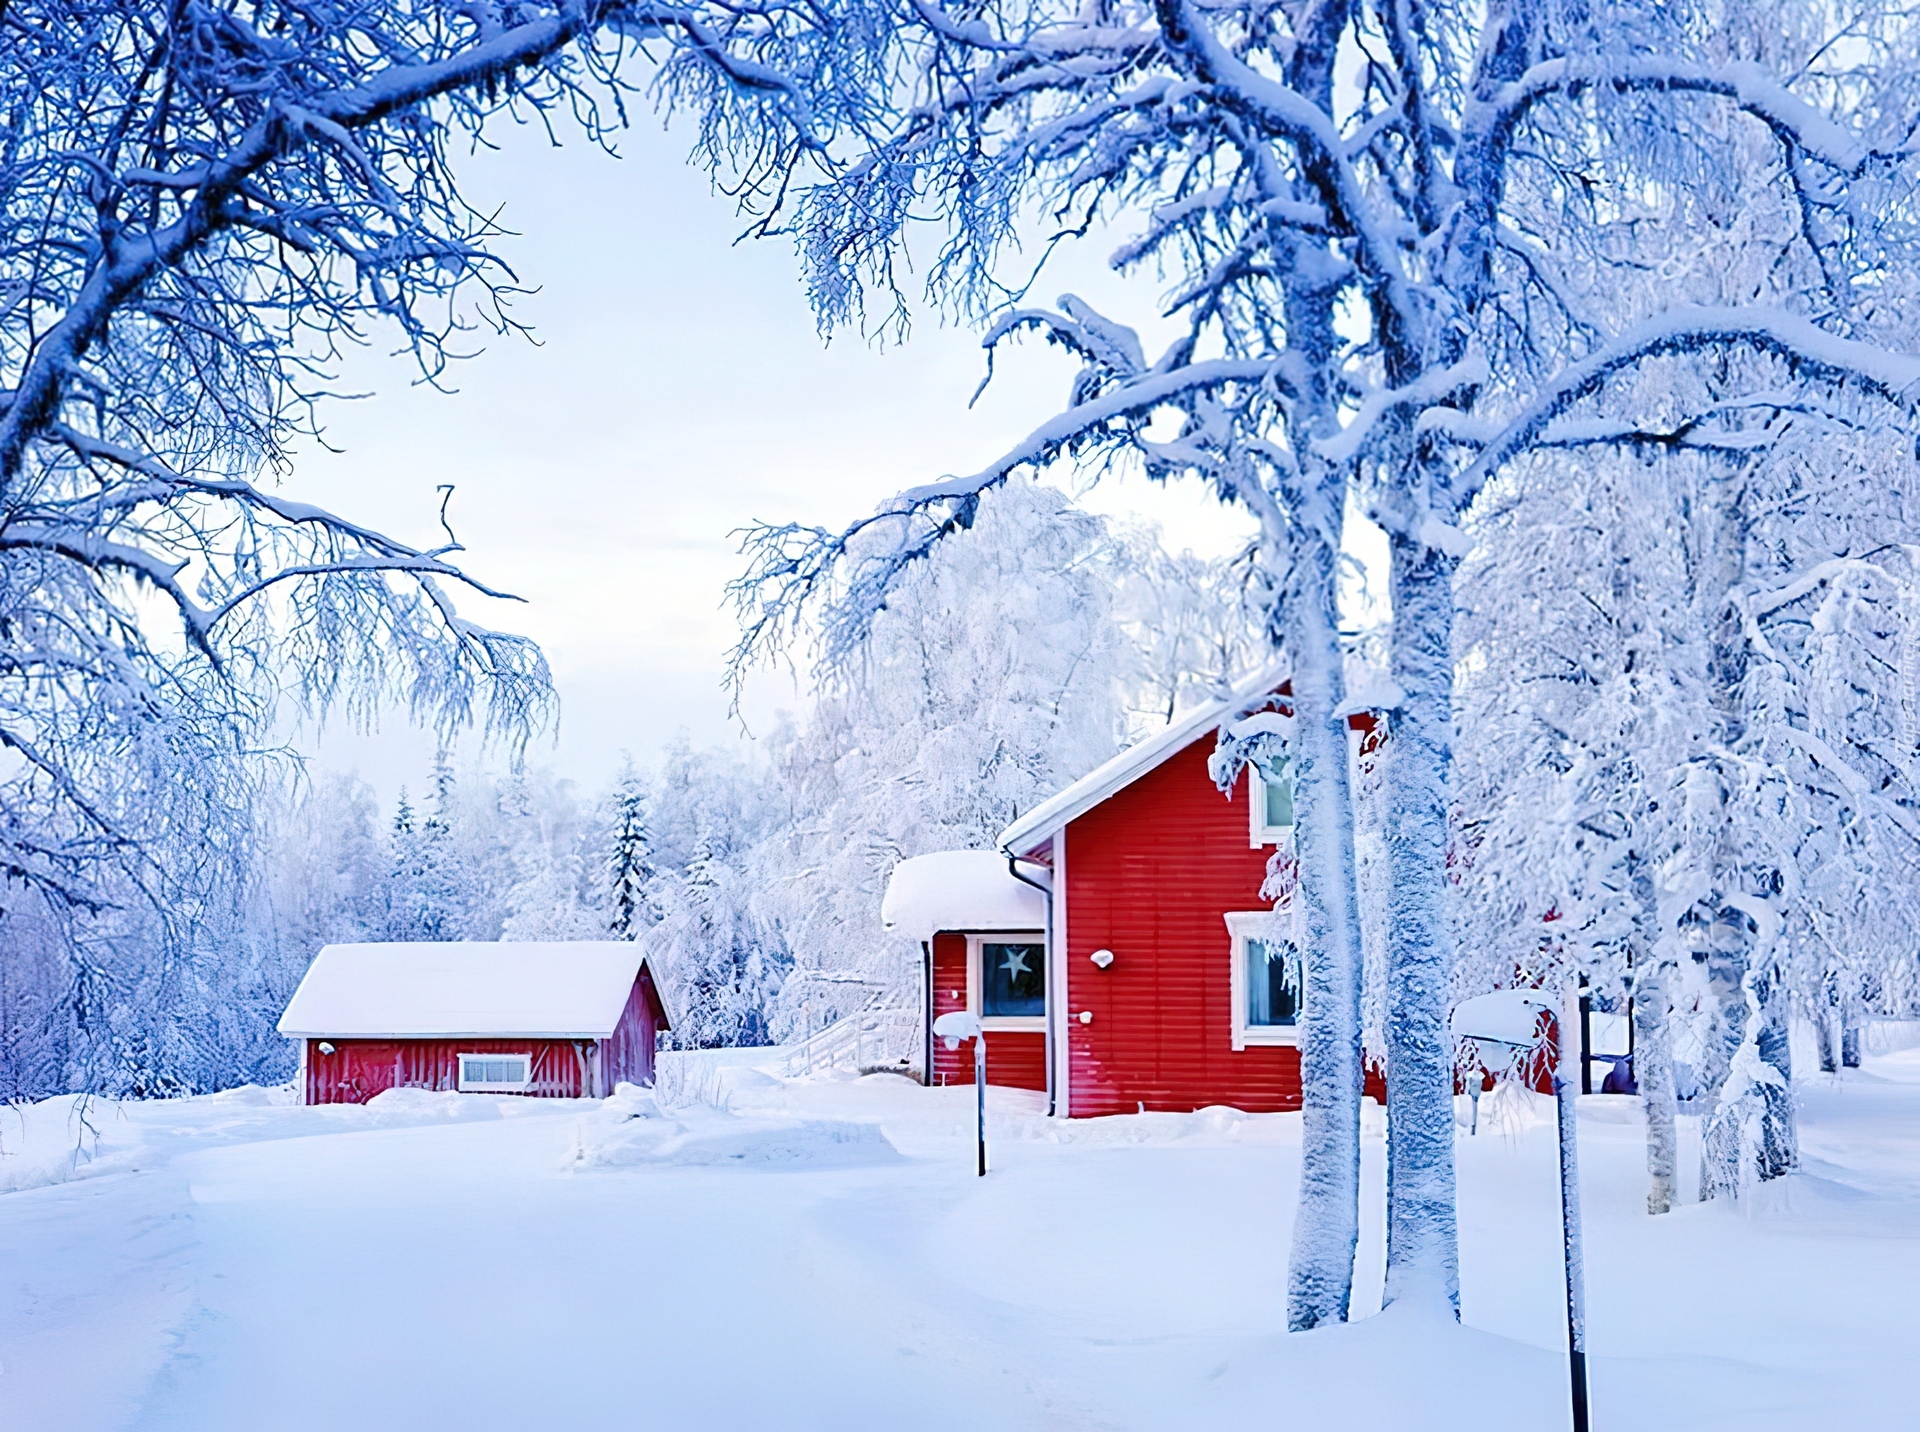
6;1054;1920;1430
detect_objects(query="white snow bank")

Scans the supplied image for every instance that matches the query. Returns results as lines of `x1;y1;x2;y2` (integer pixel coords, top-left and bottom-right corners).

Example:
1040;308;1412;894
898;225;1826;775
880;850;1046;943
0;1094;145;1195
564;1083;901;1172
361;1087;578;1122
278;940;661;1039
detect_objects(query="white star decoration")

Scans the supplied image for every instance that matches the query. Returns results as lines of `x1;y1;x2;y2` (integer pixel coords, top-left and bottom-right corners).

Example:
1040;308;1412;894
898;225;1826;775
1000;949;1031;979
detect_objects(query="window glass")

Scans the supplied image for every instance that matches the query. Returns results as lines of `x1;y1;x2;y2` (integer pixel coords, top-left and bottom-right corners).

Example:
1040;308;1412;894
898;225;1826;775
1246;938;1300;1027
1262;761;1294;828
981;942;1045;1017
461;1055;529;1087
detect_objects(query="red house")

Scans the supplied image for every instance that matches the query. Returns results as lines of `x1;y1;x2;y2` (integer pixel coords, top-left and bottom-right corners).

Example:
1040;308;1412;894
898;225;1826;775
883;673;1379;1118
278;941;672;1104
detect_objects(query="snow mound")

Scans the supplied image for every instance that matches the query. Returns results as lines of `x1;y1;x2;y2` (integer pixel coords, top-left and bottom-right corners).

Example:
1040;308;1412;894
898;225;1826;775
565;1083;900;1172
0;1094;143;1195
362;1087;512;1121
360;1087;581;1123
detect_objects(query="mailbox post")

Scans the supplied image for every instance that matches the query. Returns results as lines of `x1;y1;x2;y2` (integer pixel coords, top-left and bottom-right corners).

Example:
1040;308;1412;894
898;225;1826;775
933;1010;986;1176
1452;990;1591;1432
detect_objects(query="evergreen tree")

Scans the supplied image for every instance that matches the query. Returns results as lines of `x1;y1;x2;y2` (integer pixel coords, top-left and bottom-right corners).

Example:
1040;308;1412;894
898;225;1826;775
606;763;656;940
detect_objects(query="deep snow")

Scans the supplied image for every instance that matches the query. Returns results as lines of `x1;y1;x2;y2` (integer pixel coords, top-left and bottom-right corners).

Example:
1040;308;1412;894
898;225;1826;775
4;1045;1919;1431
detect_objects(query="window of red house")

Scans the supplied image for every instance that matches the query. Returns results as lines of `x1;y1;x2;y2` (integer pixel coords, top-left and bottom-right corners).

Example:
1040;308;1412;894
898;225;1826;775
1225;912;1301;1049
981;941;1045;1017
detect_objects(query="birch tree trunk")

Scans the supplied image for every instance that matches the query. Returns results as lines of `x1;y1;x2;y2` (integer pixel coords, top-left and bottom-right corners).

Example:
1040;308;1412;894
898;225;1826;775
1381;535;1460;1312
1282;511;1366;1332
1632;981;1680;1214
1699;463;1798;1182
1628;854;1679;1214
1753;968;1798;1179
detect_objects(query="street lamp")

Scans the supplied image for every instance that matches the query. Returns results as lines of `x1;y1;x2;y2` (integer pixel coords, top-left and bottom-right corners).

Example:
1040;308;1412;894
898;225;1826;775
933;1010;986;1176
1451;989;1591;1432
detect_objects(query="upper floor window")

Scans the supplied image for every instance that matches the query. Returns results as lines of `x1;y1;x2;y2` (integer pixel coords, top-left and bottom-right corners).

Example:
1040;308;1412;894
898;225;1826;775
1249;760;1294;847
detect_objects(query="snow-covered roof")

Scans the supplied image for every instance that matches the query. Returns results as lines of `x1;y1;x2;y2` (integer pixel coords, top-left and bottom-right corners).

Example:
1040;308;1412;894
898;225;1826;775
997;662;1291;858
277;942;670;1040
880;851;1048;943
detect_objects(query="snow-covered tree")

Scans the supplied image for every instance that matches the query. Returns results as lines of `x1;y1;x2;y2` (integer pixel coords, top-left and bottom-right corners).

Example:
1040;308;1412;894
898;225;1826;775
605;763;657;940
752;478;1143;1027
2;1;871;1096
686;0;1920;1322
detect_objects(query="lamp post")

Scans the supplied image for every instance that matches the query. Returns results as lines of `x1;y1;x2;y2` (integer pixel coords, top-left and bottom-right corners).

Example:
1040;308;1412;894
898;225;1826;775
1451;990;1591;1432
933;1010;987;1176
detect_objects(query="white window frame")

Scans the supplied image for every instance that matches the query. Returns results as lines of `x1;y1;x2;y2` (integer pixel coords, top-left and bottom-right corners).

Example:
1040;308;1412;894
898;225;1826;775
457;1051;534;1092
1225;911;1301;1050
1248;766;1295;848
967;932;1048;1032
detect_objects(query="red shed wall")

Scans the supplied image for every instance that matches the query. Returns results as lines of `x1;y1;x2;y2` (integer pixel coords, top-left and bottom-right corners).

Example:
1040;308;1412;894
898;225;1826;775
1063;736;1304;1116
600;969;664;1089
930;932;1046;1092
304;1038;583;1104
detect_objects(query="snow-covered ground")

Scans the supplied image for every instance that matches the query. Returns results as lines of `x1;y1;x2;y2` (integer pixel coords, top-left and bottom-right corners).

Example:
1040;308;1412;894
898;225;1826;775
5;1047;1919;1431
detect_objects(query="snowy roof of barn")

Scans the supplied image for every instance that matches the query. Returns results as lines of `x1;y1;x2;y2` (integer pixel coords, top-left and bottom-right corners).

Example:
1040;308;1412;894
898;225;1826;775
277;941;672;1040
880;851;1048;943
995;662;1294;858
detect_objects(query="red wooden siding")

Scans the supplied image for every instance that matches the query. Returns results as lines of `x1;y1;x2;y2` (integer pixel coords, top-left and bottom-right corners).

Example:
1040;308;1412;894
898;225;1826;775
1064;736;1304;1116
929;931;1046;1092
305;1037;584;1103
600;966;665;1088
303;969;663;1105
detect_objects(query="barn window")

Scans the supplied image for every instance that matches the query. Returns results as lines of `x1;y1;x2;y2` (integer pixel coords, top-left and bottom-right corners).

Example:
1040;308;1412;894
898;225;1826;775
458;1053;532;1091
1248;761;1294;847
968;935;1047;1028
1225;912;1301;1049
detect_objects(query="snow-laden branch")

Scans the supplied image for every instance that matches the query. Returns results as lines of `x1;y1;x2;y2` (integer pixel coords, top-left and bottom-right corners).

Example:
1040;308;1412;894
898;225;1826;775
1458;307;1920;502
1471;57;1877;176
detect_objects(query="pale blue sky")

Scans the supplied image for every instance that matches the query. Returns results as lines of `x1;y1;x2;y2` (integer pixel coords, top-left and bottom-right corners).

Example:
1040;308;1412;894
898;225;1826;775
286;114;1325;796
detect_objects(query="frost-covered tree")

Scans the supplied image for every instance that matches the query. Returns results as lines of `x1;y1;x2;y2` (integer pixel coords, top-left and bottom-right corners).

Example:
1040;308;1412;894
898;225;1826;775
640;740;792;1048
1;0;869;1084
753;478;1145;1025
605;763;657;940
685;0;1920;1323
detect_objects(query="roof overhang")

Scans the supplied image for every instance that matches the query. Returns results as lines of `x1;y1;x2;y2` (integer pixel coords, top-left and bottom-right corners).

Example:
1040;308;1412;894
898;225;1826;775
880;850;1049;943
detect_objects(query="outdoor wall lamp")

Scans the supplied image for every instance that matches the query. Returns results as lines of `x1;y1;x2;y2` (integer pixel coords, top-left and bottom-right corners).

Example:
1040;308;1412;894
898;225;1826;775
1090;949;1115;969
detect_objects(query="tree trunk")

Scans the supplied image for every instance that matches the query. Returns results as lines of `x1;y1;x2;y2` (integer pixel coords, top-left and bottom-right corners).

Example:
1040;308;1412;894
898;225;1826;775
1631;965;1679;1215
1381;535;1460;1314
1753;967;1798;1180
1842;1023;1863;1068
1283;528;1366;1332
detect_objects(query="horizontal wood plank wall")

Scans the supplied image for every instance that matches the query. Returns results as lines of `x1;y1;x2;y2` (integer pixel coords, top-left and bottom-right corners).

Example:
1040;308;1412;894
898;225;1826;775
304;1038;581;1104
930;931;1047;1092
1065;737;1305;1116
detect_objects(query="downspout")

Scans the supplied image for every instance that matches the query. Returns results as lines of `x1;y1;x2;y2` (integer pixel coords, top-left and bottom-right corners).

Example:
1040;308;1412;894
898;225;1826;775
922;940;934;1088
1006;854;1057;1118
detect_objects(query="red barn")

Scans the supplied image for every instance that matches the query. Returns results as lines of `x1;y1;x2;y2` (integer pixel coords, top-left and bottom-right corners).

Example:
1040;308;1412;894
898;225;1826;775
278;942;672;1104
884;672;1381;1118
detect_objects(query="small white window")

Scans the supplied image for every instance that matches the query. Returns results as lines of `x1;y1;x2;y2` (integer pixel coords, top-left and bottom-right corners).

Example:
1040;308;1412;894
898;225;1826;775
458;1053;532;1092
966;933;1047;1031
1249;761;1294;847
1226;912;1302;1049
